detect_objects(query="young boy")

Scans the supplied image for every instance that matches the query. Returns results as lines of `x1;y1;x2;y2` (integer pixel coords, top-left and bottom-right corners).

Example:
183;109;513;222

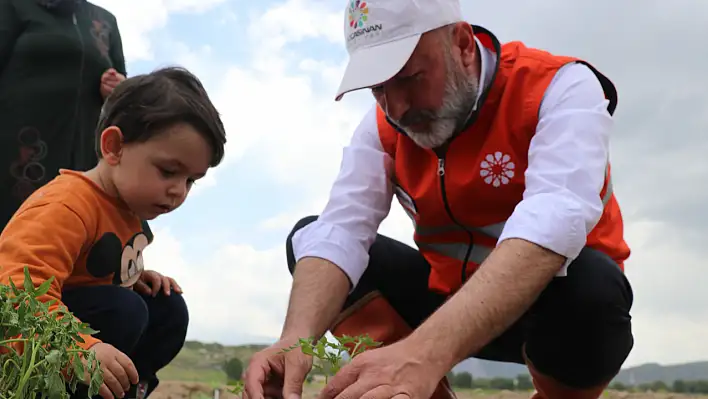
0;66;226;398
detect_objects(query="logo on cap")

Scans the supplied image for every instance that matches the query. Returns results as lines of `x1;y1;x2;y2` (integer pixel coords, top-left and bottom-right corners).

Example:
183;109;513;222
348;0;368;29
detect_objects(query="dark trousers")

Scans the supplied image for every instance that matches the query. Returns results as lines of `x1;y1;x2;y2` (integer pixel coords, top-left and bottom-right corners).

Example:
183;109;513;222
286;215;634;389
61;285;189;398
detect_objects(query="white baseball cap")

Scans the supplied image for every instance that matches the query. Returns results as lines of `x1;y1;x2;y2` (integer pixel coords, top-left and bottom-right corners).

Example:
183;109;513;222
334;0;463;101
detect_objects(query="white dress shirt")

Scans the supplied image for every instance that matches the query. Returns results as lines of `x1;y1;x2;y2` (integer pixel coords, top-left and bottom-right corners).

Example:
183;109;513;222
291;39;613;289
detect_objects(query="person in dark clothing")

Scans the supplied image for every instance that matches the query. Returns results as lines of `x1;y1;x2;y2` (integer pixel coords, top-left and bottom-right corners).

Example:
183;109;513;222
0;0;127;229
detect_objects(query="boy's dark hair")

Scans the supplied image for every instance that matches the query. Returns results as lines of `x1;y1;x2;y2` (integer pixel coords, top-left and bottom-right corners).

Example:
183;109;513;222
96;66;226;166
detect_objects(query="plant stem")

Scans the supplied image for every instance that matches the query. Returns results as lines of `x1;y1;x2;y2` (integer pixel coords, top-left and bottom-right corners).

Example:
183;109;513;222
15;337;38;395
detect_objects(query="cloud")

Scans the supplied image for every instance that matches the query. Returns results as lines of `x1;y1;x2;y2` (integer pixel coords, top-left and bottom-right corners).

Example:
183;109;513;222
198;0;368;196
92;0;226;62
143;227;292;344
130;0;707;370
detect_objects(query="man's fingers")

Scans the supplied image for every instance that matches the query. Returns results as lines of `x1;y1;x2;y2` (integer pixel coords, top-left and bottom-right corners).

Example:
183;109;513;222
329;381;374;399
243;360;269;399
115;350;140;384
282;353;309;399
317;363;360;399
359;385;400;399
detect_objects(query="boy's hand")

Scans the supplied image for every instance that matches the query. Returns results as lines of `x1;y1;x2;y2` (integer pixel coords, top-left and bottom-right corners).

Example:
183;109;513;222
134;270;182;297
100;68;125;99
87;342;139;399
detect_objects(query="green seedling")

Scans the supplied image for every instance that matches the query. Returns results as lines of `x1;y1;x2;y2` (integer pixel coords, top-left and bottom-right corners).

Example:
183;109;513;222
0;267;103;398
229;334;381;395
281;334;382;381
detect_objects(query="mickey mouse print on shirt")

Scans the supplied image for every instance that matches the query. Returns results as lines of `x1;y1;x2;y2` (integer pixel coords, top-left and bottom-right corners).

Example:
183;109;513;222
85;220;154;287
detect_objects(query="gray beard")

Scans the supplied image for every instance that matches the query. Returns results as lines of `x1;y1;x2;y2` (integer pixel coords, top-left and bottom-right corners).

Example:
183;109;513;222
392;54;479;149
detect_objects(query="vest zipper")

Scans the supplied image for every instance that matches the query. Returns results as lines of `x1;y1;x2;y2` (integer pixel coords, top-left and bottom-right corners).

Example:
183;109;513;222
435;149;475;287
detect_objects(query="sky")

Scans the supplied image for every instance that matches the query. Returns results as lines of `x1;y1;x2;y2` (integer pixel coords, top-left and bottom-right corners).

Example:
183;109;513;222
91;0;707;369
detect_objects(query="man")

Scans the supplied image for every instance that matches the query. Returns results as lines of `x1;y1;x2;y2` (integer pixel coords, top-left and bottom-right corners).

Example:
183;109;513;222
243;0;634;398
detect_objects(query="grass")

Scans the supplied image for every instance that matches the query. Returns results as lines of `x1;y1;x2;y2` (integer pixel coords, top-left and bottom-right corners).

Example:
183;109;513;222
157;366;226;384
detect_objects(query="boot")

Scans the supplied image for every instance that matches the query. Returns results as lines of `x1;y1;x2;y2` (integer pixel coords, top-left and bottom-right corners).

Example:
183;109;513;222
329;291;457;399
523;345;608;399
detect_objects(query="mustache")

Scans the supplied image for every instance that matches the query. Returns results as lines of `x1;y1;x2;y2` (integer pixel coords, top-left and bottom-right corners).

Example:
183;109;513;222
393;108;437;127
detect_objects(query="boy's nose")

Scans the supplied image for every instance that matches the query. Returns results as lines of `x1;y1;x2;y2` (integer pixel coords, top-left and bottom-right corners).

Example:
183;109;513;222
167;183;187;202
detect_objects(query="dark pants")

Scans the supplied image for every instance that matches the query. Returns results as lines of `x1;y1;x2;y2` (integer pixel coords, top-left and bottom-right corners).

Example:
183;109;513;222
62;285;189;398
286;215;634;389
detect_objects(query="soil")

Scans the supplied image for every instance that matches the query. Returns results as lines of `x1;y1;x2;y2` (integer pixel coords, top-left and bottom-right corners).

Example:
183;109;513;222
150;380;707;399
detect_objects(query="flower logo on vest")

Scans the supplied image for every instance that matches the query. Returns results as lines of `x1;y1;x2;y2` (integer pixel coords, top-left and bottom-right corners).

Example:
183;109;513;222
348;0;368;29
480;152;515;187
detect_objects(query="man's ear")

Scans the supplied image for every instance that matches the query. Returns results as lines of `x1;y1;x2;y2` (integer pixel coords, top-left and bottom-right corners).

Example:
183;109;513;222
452;22;476;70
99;126;124;165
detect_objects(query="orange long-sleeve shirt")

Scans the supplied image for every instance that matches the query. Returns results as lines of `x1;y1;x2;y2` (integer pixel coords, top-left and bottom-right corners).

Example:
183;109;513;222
0;169;153;349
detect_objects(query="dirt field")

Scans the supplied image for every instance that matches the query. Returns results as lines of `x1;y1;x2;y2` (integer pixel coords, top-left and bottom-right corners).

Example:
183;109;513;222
150;380;708;398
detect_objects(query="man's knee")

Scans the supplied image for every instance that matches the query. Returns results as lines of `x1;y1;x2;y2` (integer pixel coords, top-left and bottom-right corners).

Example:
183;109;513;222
555;246;633;318
285;215;319;275
525;247;634;388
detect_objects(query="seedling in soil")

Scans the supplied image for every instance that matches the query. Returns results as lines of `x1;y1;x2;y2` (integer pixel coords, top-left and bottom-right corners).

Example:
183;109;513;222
0;266;104;398
281;334;382;381
229;334;381;395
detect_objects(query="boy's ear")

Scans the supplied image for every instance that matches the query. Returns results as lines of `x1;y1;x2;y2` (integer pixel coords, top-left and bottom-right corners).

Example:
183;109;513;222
99;126;124;165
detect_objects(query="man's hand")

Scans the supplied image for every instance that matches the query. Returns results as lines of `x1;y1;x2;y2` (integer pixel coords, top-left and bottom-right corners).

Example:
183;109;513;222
243;336;313;399
134;270;182;297
100;68;125;100
242;256;349;398
87;342;139;399
317;339;438;399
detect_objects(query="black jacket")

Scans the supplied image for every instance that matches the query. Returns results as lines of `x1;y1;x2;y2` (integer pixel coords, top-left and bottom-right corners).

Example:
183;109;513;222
0;0;125;228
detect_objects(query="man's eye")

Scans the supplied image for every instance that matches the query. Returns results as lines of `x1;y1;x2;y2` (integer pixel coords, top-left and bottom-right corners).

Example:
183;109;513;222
401;72;422;81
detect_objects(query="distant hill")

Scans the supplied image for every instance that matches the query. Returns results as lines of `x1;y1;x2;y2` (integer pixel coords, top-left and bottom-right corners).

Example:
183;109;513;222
159;340;708;387
613;362;708;385
452;357;708;386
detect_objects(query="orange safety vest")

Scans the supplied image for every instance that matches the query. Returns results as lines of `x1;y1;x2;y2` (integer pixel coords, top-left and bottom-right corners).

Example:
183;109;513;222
377;26;631;295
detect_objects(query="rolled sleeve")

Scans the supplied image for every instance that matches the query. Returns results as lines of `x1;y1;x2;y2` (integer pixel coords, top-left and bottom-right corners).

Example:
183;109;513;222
291;105;394;288
292;221;373;289
498;62;613;272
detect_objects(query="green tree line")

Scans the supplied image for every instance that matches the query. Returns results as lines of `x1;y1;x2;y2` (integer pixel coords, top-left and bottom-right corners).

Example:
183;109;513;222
446;371;708;394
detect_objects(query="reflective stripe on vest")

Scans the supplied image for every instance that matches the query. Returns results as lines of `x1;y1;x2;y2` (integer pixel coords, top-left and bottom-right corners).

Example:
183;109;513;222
398;164;614;267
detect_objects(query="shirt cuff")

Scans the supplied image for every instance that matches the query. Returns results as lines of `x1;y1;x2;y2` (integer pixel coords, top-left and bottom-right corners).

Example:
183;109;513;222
291;221;369;290
497;192;592;275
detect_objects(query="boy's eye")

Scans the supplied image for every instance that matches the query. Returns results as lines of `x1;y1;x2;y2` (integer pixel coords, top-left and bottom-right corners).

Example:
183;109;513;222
159;167;176;177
